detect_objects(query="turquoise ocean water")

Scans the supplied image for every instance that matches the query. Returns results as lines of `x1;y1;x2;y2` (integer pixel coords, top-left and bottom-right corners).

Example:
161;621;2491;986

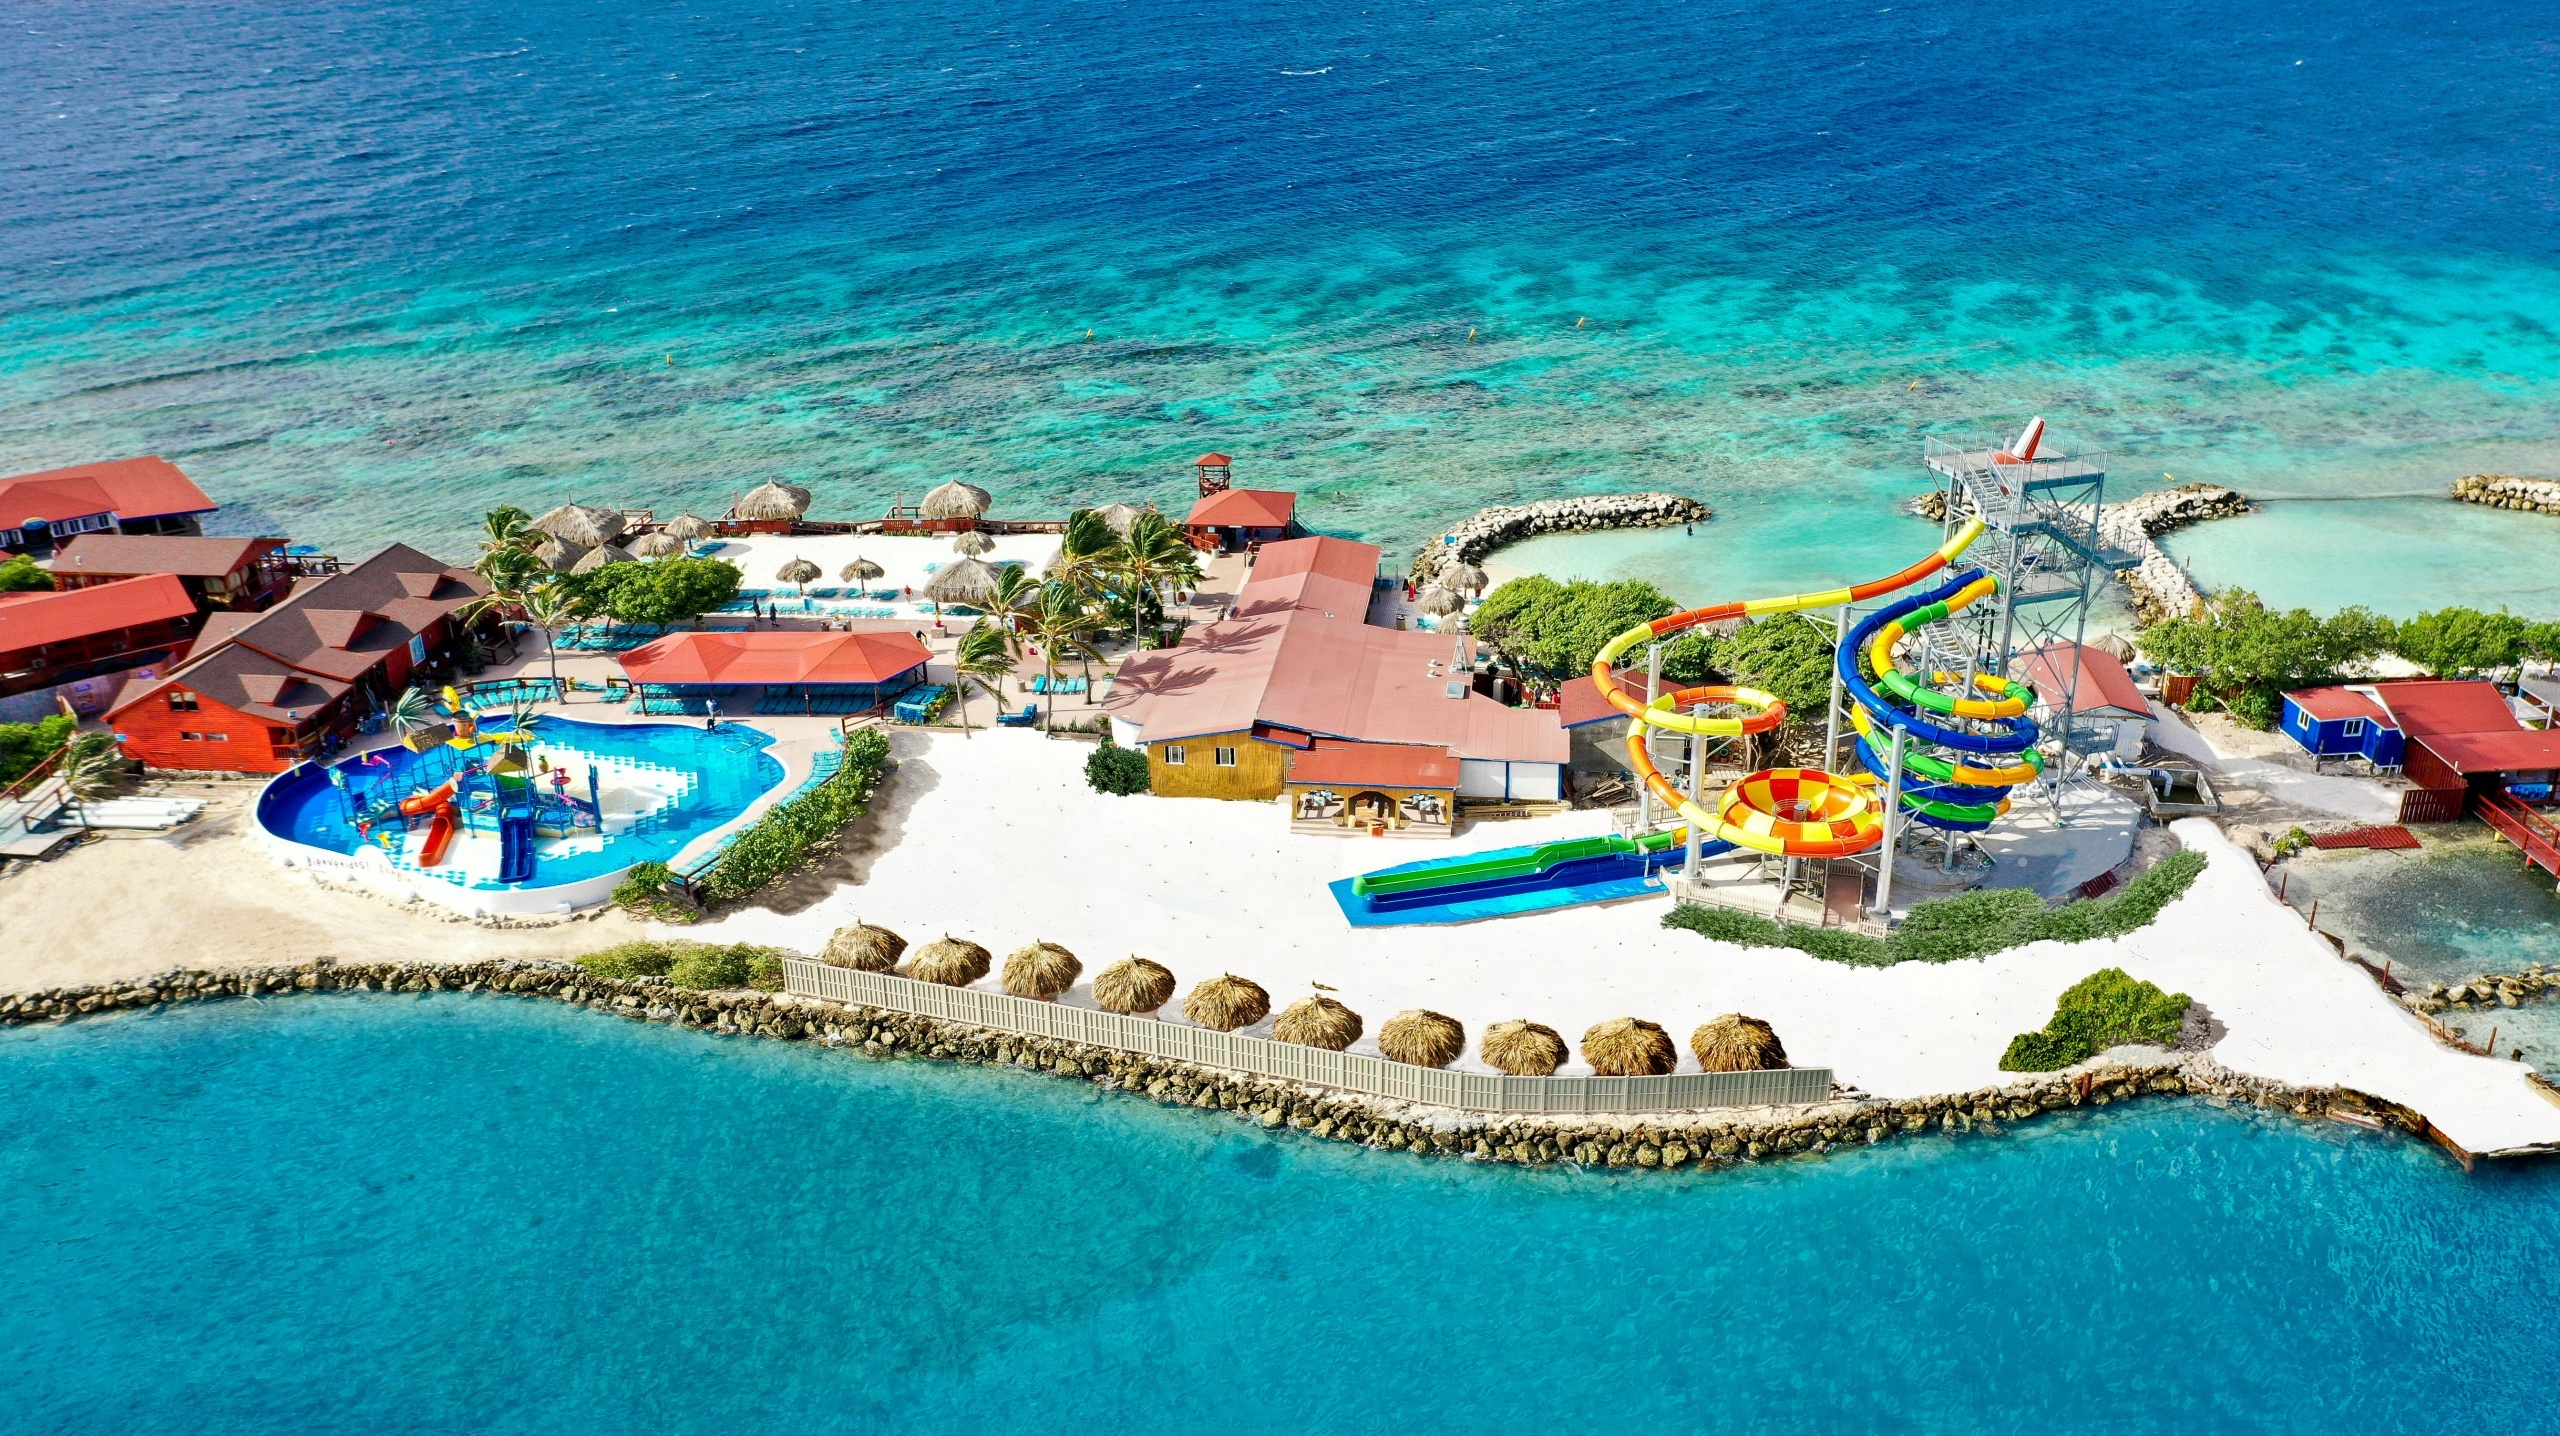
5;995;2557;1435
3;0;2557;614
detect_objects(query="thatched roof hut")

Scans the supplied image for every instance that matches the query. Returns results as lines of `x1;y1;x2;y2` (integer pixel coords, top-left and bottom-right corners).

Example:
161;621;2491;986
1379;1009;1465;1069
1416;585;1466;618
629;531;684;558
1690;1013;1789;1072
951;529;997;557
1002;940;1083;1001
919;479;992;520
731;479;812;521
1481;1019;1567;1076
840;556;884;583
1581;1017;1677;1076
1447;561;1489;594
921;556;1003;607
776;557;822;588
534;536;588;572
2089;632;2137;661
902;935;991;988
1093;501;1145;535
531;502;625;549
569;542;634;575
1093;957;1176;1015
1272;994;1363;1051
821;922;906;973
662;514;712;540
1182;974;1271;1032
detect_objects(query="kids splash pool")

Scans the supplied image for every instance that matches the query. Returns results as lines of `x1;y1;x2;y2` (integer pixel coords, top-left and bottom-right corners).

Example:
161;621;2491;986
255;716;789;915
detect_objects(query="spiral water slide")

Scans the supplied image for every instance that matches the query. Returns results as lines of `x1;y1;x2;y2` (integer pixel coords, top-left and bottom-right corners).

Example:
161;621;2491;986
1590;517;2005;856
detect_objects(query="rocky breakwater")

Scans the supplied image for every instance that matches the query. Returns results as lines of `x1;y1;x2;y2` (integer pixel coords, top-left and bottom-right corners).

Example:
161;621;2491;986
2410;965;2555;1015
3;959;2441;1172
2451;473;2560;517
1913;482;2246;625
1409;493;1708;588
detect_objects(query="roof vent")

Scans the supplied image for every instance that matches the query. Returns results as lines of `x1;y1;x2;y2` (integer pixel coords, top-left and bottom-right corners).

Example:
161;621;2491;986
1445;680;1466;700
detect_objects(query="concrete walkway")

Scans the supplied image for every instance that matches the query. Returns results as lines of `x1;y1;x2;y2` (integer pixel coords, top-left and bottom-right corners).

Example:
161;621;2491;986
2146;704;2401;823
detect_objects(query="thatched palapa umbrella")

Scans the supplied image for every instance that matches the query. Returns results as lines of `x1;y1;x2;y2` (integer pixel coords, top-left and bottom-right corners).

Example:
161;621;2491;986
1273;994;1363;1051
777;557;823;595
570;542;634;575
1415;585;1466;618
902;935;992;988
919;479;992;521
731;479;813;522
629;531;684;558
1094;957;1176;1016
921;556;1003;610
531;502;625;549
1690;1014;1789;1072
821;922;906;973
1481;1019;1567;1076
1447;560;1490;595
534;536;587;572
1002;941;1083;1001
1182;974;1271;1032
951;529;997;558
663;514;712;541
1094;501;1145;535
1379;1009;1465;1068
841;557;885;585
1581;1017;1677;1076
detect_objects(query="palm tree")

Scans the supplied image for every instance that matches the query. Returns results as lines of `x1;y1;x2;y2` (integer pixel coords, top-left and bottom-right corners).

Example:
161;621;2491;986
1046;508;1119;593
512;582;584;690
387;685;441;744
1113;510;1202;651
1027;598;1103;730
949;620;1015;739
58;735;122;830
983;565;1047;659
475;506;543;592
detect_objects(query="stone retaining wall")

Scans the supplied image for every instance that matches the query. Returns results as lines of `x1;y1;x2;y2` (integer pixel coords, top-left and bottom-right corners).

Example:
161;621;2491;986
2451;474;2560;517
2;958;2455;1171
1409;493;1708;588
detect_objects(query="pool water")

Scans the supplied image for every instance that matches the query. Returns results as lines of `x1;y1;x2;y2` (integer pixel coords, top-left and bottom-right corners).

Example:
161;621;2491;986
4;994;2557;1435
256;716;787;889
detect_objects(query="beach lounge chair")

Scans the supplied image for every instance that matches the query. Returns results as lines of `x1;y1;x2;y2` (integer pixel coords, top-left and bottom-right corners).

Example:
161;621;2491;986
997;704;1037;727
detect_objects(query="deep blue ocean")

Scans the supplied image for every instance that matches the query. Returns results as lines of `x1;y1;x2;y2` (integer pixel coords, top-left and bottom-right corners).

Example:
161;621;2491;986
4;0;2558;612
4;995;2557;1435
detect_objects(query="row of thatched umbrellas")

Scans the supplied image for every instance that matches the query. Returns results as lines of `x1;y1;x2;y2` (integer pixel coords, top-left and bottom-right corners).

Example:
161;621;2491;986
1414;560;1489;620
819;923;1787;1076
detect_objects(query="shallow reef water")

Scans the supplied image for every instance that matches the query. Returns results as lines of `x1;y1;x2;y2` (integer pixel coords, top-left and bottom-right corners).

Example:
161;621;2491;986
3;994;2557;1435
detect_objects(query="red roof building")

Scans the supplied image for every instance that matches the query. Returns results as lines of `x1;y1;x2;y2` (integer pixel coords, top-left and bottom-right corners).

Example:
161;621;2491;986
107;544;488;773
619;630;930;689
1181;488;1297;553
2019;642;2150;719
1106;535;1566;821
0;575;200;701
50;534;294;612
1;457;219;553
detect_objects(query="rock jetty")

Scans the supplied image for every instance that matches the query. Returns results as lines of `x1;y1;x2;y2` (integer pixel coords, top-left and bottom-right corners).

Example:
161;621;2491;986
0;957;2455;1173
2451;473;2560;517
2413;964;2554;1015
1912;482;2247;625
1409;493;1707;588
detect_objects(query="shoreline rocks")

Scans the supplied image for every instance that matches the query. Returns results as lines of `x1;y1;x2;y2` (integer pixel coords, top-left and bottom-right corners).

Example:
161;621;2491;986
2413;965;2554;1015
0;958;2473;1172
1912;482;2247;626
1409;493;1708;588
2450;474;2560;517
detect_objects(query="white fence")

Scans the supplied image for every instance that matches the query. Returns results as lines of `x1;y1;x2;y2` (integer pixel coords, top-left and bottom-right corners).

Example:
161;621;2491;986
783;959;1834;1114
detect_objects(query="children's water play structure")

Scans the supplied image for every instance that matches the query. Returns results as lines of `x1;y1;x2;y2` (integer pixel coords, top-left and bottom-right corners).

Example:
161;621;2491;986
257;705;789;916
1338;420;2131;927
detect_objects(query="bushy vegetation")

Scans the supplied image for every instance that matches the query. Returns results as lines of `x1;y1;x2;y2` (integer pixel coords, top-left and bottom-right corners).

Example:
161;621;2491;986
1662;850;2209;967
1469;576;1676;684
0;713;76;787
0;554;57;593
1999;968;2192;1071
575;939;787;991
697;728;891;902
2389;606;2560;679
2142;594;2560;728
609;860;697;924
1085;739;1151;795
565;556;742;628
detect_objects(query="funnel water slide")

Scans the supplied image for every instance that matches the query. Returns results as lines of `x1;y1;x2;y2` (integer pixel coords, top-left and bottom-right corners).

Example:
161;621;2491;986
1587;520;1988;857
1835;571;2043;832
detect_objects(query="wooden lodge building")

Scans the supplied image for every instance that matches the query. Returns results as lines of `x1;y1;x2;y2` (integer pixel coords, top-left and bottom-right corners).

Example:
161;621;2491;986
51;535;295;613
0;575;200;706
1103;534;1566;837
0;456;220;554
108;545;489;773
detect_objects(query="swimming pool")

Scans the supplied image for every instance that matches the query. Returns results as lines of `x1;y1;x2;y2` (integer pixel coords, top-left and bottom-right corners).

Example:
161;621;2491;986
255;716;789;914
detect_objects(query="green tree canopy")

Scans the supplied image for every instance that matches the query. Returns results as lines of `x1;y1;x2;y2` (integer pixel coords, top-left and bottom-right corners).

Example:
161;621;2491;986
1469;576;1677;685
1710;612;1837;729
567;557;741;627
2139;589;2392;727
0;554;57;593
2390;606;2535;678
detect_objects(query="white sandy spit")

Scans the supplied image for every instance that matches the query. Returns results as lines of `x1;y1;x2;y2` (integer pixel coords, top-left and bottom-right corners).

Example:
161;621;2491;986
693;730;2560;1157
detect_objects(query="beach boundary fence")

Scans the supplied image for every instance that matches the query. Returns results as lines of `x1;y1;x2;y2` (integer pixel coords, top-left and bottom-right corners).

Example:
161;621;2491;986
783;959;1833;1113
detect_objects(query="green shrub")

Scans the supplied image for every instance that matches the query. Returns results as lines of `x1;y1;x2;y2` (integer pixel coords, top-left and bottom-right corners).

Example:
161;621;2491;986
697;729;891;902
609;860;696;924
578;940;790;990
1085;740;1151;796
0;554;56;593
1662;849;2212;968
1999;968;2192;1071
577;941;681;981
0;714;76;787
